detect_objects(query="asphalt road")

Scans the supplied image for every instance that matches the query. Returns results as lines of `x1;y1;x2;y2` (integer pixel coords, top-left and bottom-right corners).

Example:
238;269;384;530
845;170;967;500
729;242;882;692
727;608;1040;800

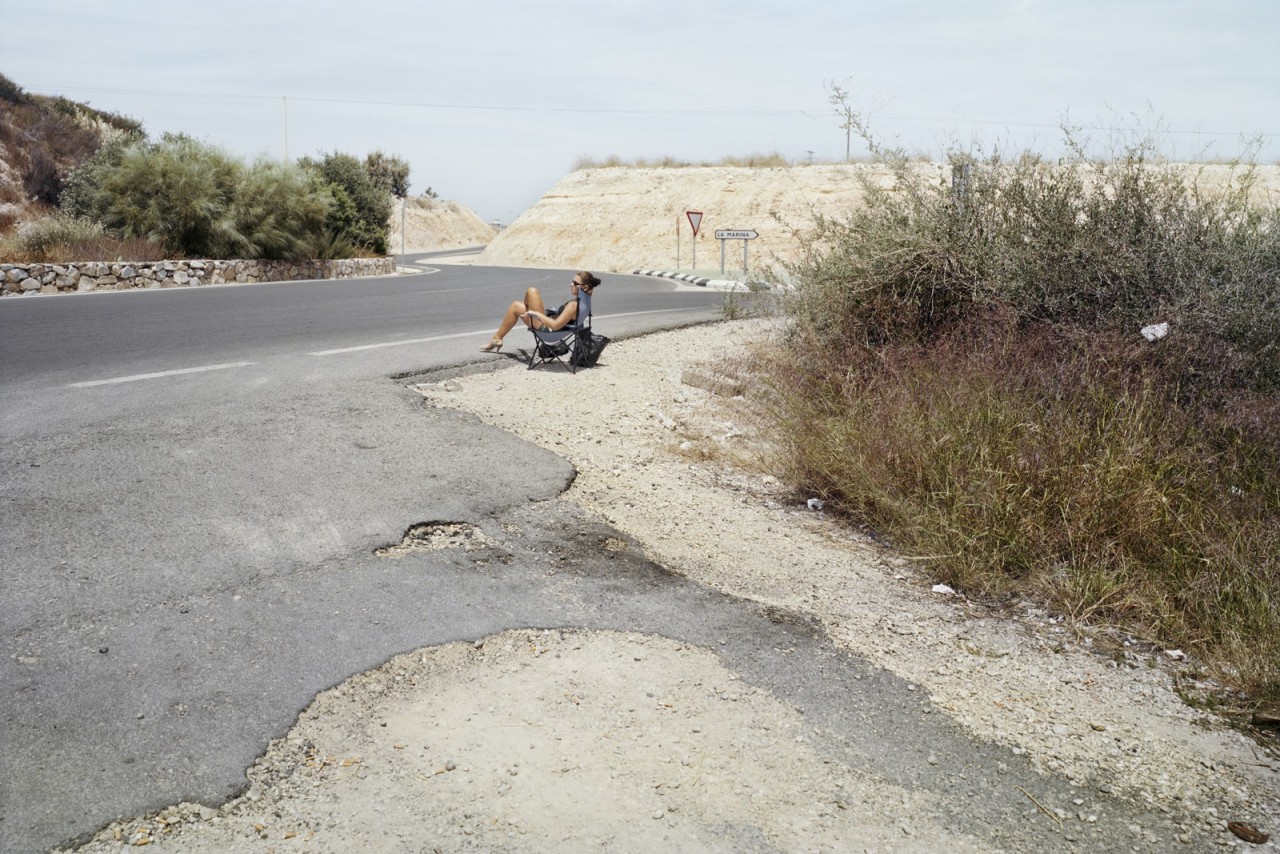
0;260;1207;852
0;262;728;851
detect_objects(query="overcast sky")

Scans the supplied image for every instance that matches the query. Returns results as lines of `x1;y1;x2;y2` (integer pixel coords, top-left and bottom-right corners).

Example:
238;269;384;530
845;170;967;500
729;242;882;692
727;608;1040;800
4;0;1277;222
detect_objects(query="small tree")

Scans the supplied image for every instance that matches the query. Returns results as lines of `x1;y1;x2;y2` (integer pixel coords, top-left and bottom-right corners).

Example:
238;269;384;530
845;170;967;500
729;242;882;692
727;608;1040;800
364;150;411;199
825;78;858;162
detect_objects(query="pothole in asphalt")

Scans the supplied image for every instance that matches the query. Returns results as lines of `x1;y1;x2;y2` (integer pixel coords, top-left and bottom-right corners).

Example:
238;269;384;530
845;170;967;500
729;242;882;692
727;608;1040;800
375;522;497;557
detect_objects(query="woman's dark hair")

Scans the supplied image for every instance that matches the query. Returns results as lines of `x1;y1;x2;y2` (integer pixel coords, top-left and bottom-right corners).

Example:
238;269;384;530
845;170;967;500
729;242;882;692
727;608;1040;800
576;271;602;288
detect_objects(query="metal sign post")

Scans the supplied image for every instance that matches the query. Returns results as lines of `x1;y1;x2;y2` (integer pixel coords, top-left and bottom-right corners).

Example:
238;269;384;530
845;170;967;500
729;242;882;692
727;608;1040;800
686;210;703;270
714;229;758;278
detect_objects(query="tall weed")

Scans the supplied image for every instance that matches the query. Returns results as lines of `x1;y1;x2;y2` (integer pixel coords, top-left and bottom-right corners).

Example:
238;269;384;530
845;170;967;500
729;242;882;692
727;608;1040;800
755;323;1280;703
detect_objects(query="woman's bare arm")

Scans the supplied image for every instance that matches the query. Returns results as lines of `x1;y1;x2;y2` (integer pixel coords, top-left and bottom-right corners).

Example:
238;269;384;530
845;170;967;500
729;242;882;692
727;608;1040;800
525;300;578;331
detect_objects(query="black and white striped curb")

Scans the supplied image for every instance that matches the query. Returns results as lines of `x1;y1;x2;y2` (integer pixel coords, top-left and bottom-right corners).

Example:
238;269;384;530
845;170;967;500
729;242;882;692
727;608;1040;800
631;269;713;286
630;269;759;291
630;269;792;293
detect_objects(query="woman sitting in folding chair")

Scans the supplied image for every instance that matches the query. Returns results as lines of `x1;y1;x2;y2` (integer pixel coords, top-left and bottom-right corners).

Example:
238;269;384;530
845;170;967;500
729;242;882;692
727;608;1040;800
480;270;601;352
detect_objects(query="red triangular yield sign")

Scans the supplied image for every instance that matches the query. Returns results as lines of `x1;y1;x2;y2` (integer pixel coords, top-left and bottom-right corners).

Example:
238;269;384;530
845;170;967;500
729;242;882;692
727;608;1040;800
686;210;703;235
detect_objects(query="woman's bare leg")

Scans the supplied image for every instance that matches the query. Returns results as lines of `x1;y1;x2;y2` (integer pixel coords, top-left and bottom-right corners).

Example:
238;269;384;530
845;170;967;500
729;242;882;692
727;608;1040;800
521;287;547;328
492;287;545;340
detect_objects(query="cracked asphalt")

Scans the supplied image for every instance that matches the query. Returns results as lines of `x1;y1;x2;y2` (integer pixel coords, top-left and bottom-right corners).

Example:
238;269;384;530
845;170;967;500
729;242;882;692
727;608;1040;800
1;266;729;852
0;369;1216;854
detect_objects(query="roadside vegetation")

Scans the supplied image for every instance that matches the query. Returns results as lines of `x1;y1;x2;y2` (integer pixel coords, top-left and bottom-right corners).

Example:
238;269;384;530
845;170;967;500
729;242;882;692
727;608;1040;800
747;124;1280;713
573;152;796;170
0;73;411;264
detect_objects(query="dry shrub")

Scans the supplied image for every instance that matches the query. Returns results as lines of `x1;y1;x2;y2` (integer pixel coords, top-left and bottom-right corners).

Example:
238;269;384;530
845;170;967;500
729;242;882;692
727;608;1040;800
751;318;1280;703
0;213;170;263
759;124;1280;708
0;73;142;208
786;137;1280;397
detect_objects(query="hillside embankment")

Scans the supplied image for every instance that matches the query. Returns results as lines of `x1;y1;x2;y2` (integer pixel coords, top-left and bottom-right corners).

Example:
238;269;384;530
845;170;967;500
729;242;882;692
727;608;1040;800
477;163;1280;277
387;196;497;254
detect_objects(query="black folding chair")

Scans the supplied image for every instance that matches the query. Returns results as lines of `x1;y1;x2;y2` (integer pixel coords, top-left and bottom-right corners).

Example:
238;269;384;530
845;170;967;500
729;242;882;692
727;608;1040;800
527;289;593;373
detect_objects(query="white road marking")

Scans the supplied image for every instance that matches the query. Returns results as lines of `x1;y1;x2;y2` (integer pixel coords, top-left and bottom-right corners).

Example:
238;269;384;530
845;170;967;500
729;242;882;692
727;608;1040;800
310;331;486;356
598;307;709;320
308;307;709;357
68;361;256;388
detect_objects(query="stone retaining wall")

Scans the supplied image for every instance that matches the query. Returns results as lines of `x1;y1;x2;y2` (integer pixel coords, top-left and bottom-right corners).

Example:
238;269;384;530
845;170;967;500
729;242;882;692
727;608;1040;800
0;257;396;296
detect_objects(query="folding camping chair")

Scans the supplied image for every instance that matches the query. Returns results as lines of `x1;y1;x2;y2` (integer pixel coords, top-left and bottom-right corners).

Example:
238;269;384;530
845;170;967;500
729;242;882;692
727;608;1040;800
527;288;593;373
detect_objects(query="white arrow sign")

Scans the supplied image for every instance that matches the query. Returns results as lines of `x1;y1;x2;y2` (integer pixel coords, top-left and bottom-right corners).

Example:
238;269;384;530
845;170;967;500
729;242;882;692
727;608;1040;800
715;229;758;240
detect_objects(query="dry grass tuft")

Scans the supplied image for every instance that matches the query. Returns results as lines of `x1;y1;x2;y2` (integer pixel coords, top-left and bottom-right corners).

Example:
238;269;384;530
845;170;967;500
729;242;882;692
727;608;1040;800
572;152;794;171
0;213;171;263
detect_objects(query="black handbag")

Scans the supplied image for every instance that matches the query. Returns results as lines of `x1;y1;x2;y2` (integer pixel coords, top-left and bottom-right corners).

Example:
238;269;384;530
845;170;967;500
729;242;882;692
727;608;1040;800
571;329;610;367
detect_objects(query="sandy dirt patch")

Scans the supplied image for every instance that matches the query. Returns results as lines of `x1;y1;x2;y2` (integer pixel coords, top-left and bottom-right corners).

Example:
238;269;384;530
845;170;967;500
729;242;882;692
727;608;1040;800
68;631;990;852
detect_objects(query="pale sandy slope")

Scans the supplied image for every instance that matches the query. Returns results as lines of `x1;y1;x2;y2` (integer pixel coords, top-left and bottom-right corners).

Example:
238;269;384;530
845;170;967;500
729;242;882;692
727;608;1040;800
477;163;1280;276
386;197;498;254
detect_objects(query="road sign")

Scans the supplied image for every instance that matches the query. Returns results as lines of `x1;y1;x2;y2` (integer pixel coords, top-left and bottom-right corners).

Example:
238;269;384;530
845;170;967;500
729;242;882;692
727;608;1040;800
715;229;758;240
686;210;703;235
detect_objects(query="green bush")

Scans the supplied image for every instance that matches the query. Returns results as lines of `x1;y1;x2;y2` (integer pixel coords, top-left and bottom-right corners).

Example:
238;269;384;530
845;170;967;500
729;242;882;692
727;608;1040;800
87;133;244;257
63;134;341;260
300;152;393;255
60;134;137;221
227;159;331;260
313;183;361;260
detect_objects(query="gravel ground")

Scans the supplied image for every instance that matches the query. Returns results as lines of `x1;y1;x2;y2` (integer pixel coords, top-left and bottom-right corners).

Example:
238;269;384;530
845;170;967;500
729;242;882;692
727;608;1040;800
65;319;1278;852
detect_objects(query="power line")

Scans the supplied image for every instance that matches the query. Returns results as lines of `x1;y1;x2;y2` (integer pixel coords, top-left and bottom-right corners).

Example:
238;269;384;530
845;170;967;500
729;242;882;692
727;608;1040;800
26;83;1279;139
25;84;801;117
801;110;1279;141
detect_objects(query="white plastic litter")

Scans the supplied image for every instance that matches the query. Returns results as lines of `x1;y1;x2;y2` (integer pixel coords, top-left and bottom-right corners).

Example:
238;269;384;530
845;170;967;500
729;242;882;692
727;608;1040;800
931;583;956;595
1140;322;1170;342
806;498;824;511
